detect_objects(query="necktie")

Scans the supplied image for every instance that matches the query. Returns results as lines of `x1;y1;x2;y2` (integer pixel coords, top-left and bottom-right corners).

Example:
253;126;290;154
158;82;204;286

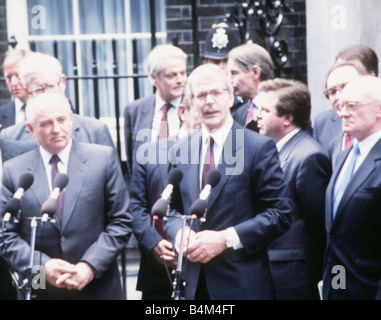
344;133;353;149
50;155;64;223
158;103;171;140
202;136;215;188
332;144;360;218
245;101;254;126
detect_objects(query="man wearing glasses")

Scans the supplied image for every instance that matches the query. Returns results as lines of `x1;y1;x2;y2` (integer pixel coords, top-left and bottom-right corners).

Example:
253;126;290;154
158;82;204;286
313;45;378;155
322;75;381;300
165;64;291;300
0;52;115;162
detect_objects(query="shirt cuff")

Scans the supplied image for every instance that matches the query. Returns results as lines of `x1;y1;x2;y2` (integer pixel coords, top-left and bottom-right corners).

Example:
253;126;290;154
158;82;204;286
225;227;243;250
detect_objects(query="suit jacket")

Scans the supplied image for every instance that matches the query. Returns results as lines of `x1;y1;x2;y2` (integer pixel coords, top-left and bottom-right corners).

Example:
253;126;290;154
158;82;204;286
0;141;132;300
327;132;344;171
124;94;156;185
0;114;115;162
0;101;16;129
313;108;342;154
165;121;292;300
230;98;259;132
129;137;178;299
323;139;381;300
267;130;331;299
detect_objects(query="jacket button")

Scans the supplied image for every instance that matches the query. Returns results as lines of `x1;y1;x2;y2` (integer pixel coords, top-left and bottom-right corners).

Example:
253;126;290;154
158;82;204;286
61;236;66;242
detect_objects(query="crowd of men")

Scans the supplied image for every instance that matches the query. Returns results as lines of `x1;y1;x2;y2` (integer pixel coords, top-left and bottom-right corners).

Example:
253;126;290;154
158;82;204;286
0;22;381;300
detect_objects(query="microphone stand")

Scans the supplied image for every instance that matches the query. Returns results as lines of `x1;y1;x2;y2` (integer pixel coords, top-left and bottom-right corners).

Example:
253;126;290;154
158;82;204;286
24;215;55;300
165;213;204;300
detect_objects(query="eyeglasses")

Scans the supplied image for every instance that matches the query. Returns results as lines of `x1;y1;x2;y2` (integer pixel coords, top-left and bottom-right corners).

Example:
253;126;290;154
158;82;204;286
26;79;61;96
335;101;377;113
323;83;347;99
193;88;227;103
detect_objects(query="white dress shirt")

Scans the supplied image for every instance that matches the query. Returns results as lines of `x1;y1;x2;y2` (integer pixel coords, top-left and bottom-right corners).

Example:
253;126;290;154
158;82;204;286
150;95;181;142
39;139;72;191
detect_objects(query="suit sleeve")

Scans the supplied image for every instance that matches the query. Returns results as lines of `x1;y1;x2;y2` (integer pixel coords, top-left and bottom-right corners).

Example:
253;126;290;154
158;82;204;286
129;161;164;255
80;149;132;278
295;152;331;252
234;137;292;253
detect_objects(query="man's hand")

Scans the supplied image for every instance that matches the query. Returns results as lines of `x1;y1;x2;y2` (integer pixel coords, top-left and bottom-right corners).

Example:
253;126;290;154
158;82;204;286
186;230;227;264
152;239;178;268
44;259;77;289
45;259;95;291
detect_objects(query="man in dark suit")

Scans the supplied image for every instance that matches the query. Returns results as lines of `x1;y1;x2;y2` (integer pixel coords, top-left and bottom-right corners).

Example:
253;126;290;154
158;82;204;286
313;45;378;155
124;44;187;186
0;49;33;130
323;75;381;300
256;78;331;299
0;52;115;163
0;92;132;300
129;95;201;300
227;43;274;132
165;64;291;300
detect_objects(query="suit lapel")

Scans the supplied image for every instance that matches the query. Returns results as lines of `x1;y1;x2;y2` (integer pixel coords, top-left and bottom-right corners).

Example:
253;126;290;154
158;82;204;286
278;131;304;170
333;140;381;223
61;142;89;232
27;149;51;208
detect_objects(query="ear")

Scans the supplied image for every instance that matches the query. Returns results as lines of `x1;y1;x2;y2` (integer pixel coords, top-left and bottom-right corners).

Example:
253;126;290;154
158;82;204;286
282;113;294;127
251;65;262;81
178;105;186;122
26;123;36;137
149;72;157;86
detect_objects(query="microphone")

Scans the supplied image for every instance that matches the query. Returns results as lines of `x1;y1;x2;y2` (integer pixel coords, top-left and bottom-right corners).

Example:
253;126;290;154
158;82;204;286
3;173;34;223
151;169;183;219
2;198;22;223
189;170;221;222
199;169;221;201
51;173;69;200
13;172;34;200
41;173;69;222
160;169;183;201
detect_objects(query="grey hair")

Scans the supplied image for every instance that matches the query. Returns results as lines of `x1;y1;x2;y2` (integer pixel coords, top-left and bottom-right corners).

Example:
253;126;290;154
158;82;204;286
145;44;187;78
228;43;274;80
186;64;233;98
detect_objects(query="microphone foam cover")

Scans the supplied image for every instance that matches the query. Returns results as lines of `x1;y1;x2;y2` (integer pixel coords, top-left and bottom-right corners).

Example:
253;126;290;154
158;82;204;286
151;198;168;218
4;198;21;215
205;169;221;188
167;168;183;186
54;173;69;190
18;172;34;191
190;199;206;216
41;198;58;217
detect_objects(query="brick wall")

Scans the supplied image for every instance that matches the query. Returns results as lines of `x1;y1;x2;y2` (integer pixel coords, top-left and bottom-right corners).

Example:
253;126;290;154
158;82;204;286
166;0;307;83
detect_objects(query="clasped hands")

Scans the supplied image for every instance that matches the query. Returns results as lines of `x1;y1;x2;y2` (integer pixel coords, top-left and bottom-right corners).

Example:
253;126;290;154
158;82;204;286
44;259;95;291
174;227;227;264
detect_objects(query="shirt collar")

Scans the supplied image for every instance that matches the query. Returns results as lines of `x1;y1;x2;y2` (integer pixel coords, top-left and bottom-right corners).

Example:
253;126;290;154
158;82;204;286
40;139;73;168
356;129;381;157
276;127;301;152
201;116;234;147
155;94;181;112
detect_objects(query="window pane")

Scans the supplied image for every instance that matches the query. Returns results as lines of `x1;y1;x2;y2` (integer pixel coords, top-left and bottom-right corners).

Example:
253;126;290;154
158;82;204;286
28;0;73;35
129;0;166;33
78;0;126;34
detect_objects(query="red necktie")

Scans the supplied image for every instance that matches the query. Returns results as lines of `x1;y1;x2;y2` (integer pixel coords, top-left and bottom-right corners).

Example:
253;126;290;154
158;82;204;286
202;136;215;188
50;155;64;223
158;103;171;140
245;101;254;126
344;133;353;149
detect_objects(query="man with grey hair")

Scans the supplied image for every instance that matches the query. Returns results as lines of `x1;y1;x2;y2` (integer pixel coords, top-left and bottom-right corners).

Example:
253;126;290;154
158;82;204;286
123;44;187;186
0;92;132;299
227;42;275;132
165;63;291;300
0;52;115;162
323;75;381;300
